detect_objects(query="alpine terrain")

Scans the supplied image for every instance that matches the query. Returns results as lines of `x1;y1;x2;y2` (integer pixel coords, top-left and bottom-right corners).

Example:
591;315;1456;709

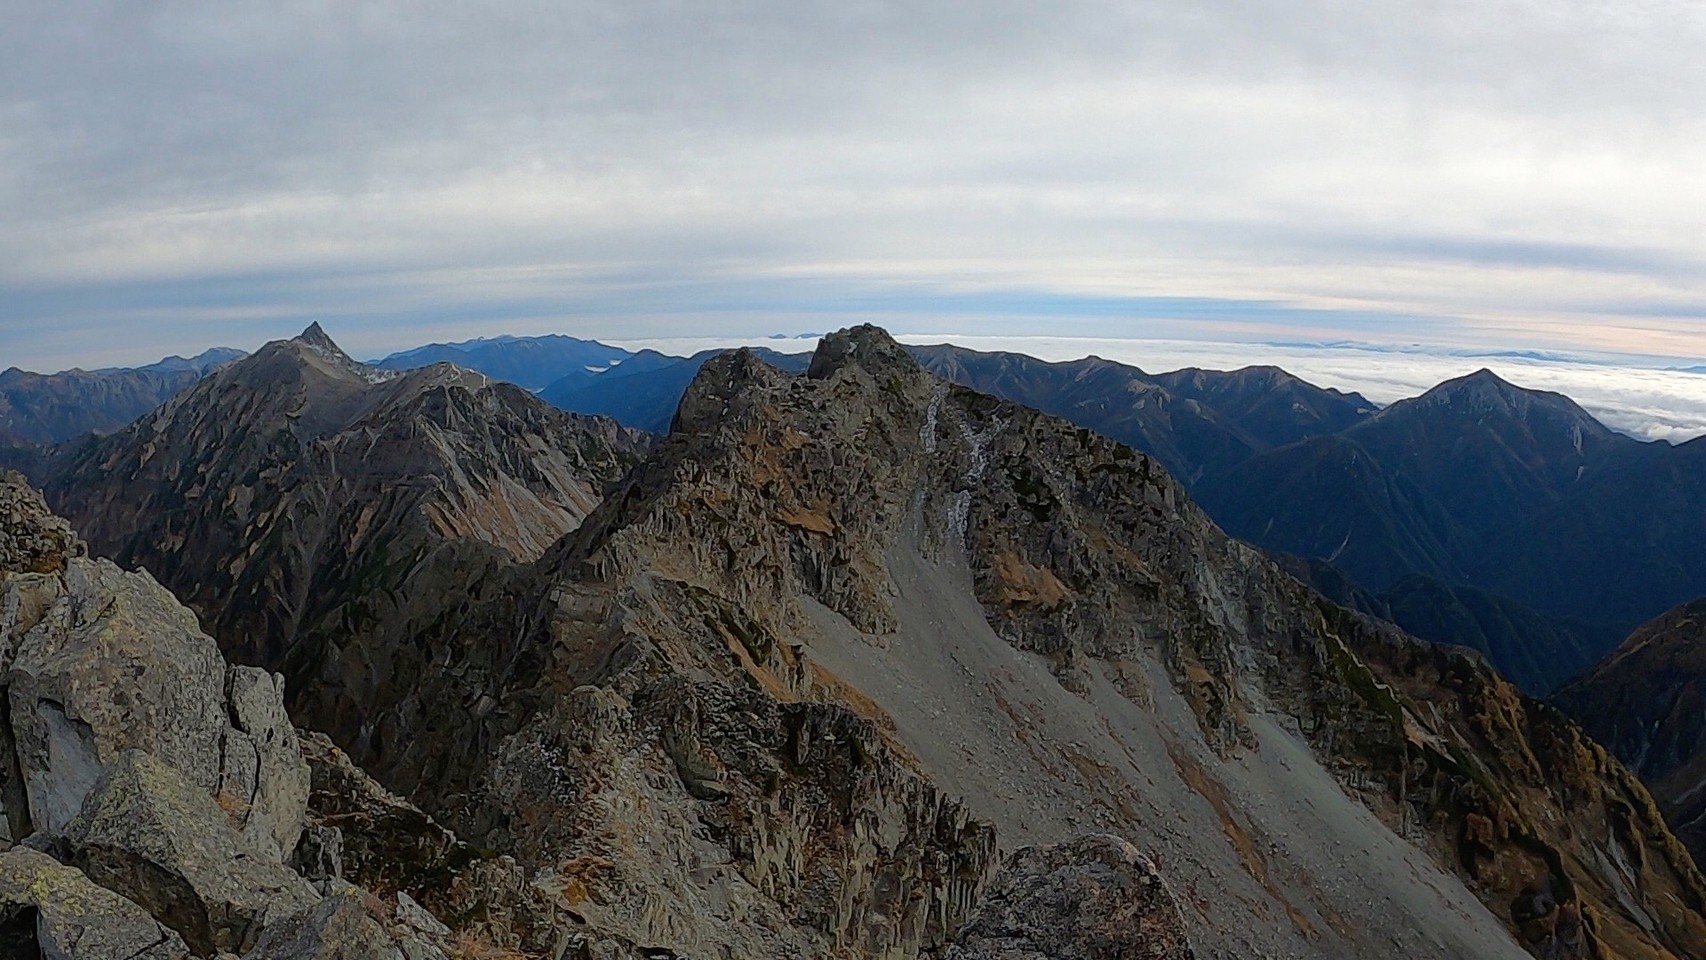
15;323;1705;960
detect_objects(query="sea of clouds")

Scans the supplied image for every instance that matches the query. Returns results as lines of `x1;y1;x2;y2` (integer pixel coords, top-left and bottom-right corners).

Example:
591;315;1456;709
613;333;1706;443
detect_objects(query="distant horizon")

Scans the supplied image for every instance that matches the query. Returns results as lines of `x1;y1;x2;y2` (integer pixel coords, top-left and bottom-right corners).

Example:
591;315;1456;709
17;322;1705;444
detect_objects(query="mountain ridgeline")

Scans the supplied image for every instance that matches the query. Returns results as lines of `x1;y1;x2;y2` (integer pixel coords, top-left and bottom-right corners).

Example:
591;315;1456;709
22;323;1706;959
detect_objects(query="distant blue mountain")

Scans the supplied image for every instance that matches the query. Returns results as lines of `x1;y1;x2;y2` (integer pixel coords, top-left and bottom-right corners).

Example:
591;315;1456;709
373;334;632;391
3;347;246;447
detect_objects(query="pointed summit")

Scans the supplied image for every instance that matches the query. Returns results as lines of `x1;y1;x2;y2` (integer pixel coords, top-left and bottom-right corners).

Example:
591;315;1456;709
293;321;347;356
296;320;331;344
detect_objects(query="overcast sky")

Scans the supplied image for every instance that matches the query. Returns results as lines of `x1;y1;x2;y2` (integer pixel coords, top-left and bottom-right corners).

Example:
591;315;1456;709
5;1;1706;372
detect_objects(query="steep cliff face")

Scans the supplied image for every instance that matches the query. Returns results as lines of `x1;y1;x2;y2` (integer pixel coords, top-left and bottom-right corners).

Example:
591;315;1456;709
41;324;647;781
522;326;1705;959
1555;599;1706;864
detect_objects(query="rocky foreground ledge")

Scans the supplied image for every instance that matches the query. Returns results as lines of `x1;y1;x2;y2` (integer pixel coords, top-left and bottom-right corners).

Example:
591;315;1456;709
0;471;1193;959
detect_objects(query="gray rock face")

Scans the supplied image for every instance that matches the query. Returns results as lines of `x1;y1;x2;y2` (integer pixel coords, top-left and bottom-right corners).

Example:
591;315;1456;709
0;471;82;574
0;500;306;857
242;885;404;960
943;836;1193;960
62;750;318;956
0;846;189;960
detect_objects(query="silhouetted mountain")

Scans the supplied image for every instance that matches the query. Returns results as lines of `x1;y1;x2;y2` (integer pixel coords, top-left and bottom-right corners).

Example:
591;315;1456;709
1472;436;1706;627
1196;434;1475;589
1343;369;1637;533
0;346;242;445
1555;598;1706;862
1194;369;1697;638
374;333;632;390
1149;364;1376;447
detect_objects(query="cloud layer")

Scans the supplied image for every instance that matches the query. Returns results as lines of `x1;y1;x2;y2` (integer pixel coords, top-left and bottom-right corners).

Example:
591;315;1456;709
5;1;1706;372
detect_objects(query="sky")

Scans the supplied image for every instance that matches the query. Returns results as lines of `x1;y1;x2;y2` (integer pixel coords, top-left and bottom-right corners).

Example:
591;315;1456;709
5;1;1706;378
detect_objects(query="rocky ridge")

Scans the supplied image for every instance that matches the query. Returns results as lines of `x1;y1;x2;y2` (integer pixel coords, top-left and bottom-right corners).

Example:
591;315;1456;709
1;468;1189;959
43;324;648;782
522;326;1705;958
18;322;1706;959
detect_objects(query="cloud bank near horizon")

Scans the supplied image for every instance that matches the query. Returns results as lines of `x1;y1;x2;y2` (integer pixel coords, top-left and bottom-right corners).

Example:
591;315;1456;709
614;331;1706;443
5;2;1706;372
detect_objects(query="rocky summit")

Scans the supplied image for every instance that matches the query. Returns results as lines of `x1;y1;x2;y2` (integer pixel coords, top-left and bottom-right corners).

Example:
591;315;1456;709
6;323;1705;960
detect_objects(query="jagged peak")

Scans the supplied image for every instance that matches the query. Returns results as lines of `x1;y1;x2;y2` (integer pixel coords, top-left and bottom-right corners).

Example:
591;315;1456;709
671;348;792;435
806;324;922;381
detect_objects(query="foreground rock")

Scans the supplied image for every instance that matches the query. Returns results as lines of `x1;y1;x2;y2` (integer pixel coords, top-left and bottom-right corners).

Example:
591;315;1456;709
943;835;1193;960
0;507;306;855
64;751;317;955
0;475;463;960
0;846;189;960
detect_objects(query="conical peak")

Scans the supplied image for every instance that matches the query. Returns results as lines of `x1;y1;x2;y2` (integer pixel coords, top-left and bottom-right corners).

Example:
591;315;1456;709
295;322;338;351
806;324;920;381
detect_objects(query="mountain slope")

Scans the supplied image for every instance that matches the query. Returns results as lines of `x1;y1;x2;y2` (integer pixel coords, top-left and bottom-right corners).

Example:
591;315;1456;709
1278;556;1619;695
1195;433;1476;589
1343;369;1638;535
468;326;1705;959
1473;437;1706;626
373;333;632;390
909;344;1374;486
42;323;647;772
0;347;241;445
1555;599;1706;862
1192;367;1699;655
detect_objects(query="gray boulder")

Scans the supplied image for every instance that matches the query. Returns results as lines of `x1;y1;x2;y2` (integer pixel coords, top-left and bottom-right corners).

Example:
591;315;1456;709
0;548;306;859
0;846;189;960
242;884;404;960
64;750;318;956
945;835;1195;960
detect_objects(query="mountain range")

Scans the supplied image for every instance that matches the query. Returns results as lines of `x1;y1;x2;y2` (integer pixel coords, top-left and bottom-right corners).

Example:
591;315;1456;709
8;331;1698;697
7;323;1706;959
0;347;243;446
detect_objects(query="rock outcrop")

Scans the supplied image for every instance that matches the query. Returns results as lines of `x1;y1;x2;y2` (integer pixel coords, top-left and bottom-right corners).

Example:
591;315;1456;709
0;474;467;960
0;846;189;960
941;835;1193;960
0;519;306;856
